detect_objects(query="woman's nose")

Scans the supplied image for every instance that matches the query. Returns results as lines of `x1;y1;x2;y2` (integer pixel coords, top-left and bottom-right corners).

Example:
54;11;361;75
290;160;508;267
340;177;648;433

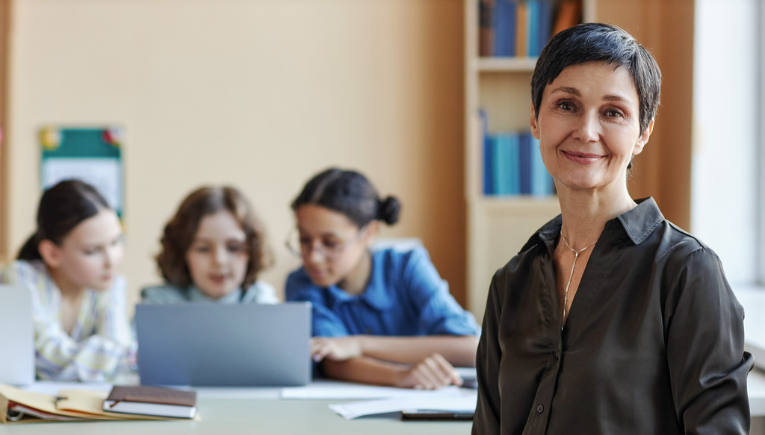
574;111;600;143
213;246;227;265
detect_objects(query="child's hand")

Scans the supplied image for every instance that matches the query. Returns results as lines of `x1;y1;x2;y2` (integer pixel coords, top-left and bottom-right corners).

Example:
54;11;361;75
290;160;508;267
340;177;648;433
310;337;363;362
394;353;463;390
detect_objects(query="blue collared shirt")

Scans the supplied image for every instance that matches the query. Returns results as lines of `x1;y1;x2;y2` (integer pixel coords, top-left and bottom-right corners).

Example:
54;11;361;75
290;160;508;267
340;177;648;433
285;247;479;337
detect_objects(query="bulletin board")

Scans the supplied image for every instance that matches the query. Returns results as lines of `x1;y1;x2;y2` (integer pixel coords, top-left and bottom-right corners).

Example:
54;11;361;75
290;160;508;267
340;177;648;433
39;127;124;218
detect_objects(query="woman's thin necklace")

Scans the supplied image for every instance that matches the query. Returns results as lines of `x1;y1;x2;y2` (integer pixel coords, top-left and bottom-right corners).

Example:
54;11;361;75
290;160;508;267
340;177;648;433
560;232;597;330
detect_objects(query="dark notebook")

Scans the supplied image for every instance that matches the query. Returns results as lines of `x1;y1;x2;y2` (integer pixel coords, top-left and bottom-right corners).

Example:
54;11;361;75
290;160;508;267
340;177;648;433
103;386;197;418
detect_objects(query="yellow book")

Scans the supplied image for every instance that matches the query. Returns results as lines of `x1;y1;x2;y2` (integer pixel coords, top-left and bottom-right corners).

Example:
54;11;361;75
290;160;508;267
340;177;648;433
516;2;528;57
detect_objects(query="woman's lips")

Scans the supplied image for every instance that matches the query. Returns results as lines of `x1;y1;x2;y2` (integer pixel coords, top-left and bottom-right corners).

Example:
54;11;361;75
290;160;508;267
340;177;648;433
307;268;327;279
208;274;226;284
562;150;605;164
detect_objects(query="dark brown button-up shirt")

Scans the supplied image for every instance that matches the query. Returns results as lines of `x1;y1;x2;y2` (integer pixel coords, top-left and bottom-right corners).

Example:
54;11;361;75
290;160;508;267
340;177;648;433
473;198;754;434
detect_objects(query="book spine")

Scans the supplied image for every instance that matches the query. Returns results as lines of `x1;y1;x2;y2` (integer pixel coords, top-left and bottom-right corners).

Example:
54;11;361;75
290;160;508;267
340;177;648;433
515;2;527;57
479;0;496;56
492;135;505;195
508;1;517;57
527;0;539;57
506;133;521;195
480;110;493;194
538;0;552;52
519;132;532;195
530;135;553;196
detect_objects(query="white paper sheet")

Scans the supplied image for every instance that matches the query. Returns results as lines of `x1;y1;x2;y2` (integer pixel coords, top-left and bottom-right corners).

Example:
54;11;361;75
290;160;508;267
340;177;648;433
329;394;478;420
281;380;468;400
22;381;114;397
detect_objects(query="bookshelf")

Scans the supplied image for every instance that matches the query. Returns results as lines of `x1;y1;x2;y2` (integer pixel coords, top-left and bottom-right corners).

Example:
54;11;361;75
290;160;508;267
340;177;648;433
464;0;595;321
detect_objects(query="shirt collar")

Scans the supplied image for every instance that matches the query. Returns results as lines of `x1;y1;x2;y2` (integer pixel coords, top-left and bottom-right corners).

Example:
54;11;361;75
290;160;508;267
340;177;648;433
187;285;241;303
325;251;395;311
523;197;665;252
610;197;665;244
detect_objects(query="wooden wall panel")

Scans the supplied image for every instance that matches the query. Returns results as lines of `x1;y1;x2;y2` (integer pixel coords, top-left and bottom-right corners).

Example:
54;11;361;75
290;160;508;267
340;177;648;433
0;0;8;262
596;0;695;230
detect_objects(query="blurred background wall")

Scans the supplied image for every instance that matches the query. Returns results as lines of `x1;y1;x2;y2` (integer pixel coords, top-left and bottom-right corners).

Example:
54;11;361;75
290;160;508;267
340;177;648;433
5;0;468;310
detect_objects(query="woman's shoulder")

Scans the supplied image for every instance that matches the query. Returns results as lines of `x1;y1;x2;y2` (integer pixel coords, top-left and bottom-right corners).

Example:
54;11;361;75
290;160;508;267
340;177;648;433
140;284;189;304
1;259;47;280
652;220;718;267
0;260;51;292
372;244;433;272
285;267;320;300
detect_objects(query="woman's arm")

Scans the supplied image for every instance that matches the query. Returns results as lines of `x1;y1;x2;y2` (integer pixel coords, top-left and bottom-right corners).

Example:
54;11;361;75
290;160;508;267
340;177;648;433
473;274;503;435
358;335;478;366
321;353;462;389
312;335;478;367
665;249;753;433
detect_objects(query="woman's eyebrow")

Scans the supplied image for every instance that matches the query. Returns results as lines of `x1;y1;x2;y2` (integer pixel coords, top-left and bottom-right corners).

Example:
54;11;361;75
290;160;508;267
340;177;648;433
602;94;631;103
550;86;580;96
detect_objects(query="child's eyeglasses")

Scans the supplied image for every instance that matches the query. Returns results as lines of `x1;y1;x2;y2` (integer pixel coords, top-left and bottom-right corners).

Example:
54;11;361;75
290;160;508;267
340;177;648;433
284;227;366;260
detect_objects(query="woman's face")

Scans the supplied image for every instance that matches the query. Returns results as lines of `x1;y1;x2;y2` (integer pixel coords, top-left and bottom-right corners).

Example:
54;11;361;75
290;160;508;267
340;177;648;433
185;210;249;300
531;61;653;193
295;204;373;288
51;209;124;292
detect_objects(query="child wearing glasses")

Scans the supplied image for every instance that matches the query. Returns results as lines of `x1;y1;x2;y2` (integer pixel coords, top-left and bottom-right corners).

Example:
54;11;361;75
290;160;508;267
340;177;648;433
285;168;479;389
141;186;279;304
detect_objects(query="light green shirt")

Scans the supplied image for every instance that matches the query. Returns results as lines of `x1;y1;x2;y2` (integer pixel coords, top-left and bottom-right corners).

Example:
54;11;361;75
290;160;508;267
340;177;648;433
141;281;279;304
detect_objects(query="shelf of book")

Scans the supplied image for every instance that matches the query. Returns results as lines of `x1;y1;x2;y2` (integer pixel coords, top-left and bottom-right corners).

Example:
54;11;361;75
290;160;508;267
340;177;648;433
464;0;590;322
472;57;538;72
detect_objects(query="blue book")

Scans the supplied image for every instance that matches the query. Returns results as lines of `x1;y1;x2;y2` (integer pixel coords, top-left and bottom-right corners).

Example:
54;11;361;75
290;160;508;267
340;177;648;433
530;135;554;196
537;0;552;55
518;133;532;195
526;0;539;57
494;0;517;56
501;133;521;195
492;135;506;195
480;110;493;195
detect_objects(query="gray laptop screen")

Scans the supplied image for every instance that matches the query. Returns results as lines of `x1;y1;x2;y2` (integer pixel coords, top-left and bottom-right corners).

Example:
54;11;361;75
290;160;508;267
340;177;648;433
135;303;311;387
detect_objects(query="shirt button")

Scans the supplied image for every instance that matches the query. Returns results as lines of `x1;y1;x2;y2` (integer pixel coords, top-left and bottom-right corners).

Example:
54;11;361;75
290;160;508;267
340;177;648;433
536;405;544;414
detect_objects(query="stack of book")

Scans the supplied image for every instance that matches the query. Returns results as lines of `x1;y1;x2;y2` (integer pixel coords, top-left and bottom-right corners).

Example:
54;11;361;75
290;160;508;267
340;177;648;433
0;383;198;424
480;111;554;197
479;0;581;57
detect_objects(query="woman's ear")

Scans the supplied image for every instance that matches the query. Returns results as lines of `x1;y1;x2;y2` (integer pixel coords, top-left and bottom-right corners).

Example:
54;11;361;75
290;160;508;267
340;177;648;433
530;102;540;139
633;119;655;156
38;239;62;268
363;221;380;248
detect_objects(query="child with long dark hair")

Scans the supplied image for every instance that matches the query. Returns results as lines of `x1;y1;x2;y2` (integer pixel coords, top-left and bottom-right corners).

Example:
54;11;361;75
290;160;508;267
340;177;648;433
286;168;479;389
0;180;134;381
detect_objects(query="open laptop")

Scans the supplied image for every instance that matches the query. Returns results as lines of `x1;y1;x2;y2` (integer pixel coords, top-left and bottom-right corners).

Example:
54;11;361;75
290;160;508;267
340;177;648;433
135;303;311;387
0;285;35;386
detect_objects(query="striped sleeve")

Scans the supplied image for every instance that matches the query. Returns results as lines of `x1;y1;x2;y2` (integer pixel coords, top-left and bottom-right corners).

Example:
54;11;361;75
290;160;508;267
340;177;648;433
1;261;135;382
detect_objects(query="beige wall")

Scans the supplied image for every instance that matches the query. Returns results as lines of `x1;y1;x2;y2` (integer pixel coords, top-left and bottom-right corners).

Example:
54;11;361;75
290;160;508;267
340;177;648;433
6;0;466;310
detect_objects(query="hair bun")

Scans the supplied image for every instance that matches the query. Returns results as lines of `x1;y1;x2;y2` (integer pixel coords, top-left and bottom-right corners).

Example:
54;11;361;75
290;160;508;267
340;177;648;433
378;196;401;226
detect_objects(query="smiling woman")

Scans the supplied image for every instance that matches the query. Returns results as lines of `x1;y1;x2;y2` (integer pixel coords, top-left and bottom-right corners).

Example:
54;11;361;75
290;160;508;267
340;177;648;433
473;23;753;435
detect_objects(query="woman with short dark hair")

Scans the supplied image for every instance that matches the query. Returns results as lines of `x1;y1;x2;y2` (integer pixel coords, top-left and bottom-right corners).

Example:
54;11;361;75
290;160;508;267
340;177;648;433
472;23;753;434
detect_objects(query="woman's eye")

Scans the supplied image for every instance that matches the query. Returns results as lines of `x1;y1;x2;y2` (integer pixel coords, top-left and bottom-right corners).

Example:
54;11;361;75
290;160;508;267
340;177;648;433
557;101;575;111
322;240;340;250
605;109;624;118
299;237;312;247
227;244;246;254
194;246;210;253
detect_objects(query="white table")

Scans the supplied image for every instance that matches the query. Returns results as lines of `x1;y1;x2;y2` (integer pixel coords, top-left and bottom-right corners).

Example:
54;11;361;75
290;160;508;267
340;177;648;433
2;374;764;434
